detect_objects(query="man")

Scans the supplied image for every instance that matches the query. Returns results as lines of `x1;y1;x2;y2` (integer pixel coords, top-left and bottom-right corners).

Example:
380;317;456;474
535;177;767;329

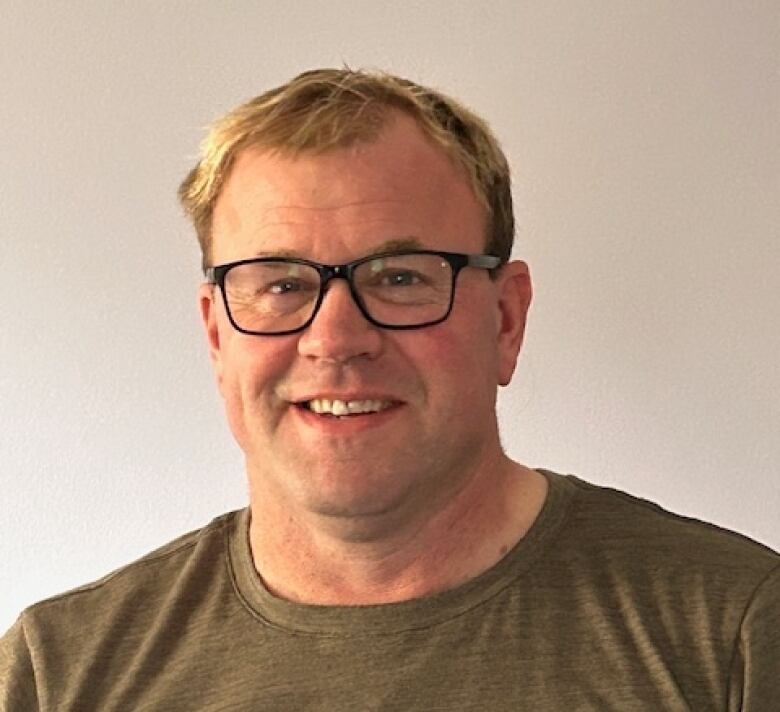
1;68;778;710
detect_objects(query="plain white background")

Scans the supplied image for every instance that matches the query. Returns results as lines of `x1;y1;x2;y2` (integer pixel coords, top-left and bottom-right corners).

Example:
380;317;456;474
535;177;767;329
1;1;778;630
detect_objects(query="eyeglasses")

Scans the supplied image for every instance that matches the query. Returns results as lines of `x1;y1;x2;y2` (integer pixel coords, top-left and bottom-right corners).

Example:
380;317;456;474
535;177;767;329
205;250;501;336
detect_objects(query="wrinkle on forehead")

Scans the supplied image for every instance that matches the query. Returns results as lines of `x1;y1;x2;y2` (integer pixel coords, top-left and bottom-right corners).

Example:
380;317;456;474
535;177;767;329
266;199;405;213
243;213;413;249
252;237;424;260
256;198;407;228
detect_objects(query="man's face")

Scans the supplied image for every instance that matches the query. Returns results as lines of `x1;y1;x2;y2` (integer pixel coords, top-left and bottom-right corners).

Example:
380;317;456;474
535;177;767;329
200;113;531;529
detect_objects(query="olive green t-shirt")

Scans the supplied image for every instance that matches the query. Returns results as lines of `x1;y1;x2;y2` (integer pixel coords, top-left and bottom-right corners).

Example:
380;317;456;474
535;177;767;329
2;471;779;711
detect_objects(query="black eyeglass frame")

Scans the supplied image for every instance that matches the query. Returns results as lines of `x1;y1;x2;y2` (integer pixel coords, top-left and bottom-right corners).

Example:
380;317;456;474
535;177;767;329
205;250;502;336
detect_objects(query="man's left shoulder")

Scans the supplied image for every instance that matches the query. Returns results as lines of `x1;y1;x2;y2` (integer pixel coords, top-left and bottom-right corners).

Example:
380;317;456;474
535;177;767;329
558;472;780;583
541;472;780;706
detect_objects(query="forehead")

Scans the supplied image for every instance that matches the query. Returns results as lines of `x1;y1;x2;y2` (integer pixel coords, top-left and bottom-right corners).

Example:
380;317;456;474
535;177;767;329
210;113;485;263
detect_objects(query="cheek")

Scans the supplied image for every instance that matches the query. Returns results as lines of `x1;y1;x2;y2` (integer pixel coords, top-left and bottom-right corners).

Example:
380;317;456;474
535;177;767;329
407;321;499;400
219;335;294;418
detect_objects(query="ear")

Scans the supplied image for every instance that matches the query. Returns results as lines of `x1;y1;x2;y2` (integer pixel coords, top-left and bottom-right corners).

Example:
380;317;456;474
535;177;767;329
198;283;225;392
494;260;532;386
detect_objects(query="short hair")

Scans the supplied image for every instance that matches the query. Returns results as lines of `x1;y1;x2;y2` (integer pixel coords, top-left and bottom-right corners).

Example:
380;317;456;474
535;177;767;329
178;68;514;272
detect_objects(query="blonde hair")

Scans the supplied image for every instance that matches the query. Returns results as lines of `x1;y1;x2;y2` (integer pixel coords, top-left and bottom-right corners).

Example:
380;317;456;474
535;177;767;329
178;68;514;271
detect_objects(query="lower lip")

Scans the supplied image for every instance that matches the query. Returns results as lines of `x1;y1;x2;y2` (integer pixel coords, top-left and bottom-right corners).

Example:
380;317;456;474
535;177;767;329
291;403;403;434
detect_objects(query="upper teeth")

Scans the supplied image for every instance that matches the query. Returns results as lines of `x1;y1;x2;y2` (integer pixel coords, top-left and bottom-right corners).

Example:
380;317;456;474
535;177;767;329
308;398;391;415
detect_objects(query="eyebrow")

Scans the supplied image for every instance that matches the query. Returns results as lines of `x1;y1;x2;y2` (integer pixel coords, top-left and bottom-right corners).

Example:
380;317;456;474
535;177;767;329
252;237;426;261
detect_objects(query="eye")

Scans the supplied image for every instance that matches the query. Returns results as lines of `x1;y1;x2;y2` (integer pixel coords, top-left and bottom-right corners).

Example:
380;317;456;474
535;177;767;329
268;279;305;295
378;270;423;287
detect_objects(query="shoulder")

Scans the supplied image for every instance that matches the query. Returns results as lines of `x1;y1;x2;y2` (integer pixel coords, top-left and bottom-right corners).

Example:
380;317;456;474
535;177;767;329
558;471;776;558
534;472;780;705
542;470;779;596
1;511;247;707
16;510;243;635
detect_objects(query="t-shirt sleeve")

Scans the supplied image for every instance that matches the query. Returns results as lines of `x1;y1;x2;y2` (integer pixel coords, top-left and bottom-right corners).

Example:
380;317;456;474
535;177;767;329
0;616;39;711
728;563;780;711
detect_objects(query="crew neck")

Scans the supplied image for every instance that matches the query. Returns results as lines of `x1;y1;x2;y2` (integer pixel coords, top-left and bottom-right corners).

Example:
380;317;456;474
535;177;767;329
226;470;576;636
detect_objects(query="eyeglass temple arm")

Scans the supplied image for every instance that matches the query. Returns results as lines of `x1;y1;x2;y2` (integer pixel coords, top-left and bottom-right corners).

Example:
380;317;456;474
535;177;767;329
467;254;501;269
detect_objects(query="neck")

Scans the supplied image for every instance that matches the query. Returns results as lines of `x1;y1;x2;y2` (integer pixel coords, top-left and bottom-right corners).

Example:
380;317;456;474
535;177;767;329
247;456;548;605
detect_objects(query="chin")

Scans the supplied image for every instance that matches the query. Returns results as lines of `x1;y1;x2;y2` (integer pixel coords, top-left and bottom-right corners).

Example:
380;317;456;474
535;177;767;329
297;468;412;521
303;499;404;542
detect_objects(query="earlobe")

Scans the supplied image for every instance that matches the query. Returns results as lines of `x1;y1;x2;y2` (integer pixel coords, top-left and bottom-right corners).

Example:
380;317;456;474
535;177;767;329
495;261;532;386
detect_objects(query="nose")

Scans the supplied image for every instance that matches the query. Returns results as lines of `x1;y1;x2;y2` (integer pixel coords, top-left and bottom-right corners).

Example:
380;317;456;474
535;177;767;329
297;279;383;363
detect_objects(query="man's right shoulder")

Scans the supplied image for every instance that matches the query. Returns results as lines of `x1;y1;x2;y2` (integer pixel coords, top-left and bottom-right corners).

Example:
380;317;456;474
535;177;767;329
1;510;247;710
15;509;242;631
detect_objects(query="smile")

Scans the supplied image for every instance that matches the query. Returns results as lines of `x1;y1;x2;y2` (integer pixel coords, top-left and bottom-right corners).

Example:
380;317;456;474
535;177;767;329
303;398;395;416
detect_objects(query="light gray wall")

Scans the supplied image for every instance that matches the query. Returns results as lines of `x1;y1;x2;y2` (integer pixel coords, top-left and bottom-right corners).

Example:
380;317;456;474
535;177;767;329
1;1;777;629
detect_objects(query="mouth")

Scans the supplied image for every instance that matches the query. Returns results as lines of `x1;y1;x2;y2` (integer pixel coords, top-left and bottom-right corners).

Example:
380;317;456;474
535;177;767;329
294;397;397;418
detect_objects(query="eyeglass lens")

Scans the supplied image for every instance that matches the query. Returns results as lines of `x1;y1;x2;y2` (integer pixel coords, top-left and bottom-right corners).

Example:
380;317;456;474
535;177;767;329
223;253;453;333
